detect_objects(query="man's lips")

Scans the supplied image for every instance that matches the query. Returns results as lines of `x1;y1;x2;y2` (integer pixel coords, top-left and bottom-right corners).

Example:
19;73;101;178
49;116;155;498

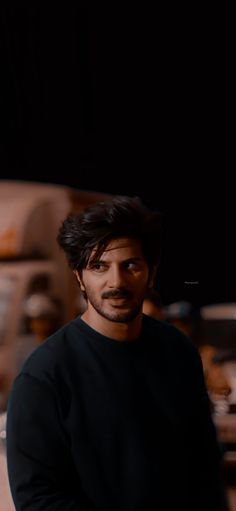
102;290;132;299
107;296;130;308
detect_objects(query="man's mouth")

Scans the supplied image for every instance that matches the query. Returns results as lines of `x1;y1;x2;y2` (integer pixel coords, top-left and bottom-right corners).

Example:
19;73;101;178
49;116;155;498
102;290;132;300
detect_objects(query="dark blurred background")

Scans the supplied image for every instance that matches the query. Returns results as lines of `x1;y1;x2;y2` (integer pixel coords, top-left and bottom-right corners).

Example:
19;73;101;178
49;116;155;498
0;5;235;307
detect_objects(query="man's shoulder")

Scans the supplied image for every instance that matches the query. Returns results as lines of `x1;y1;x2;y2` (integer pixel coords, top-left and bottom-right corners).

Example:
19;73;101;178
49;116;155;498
143;314;199;358
143;313;185;339
19;320;77;379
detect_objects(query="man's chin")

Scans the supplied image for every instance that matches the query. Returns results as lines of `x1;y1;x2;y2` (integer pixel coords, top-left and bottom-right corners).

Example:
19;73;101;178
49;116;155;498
104;309;140;323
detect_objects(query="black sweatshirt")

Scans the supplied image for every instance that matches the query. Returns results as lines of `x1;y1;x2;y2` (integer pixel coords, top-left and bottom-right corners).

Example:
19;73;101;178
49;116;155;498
6;315;227;510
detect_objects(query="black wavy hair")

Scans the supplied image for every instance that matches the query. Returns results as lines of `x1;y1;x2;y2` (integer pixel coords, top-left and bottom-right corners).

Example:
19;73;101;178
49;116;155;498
57;195;163;272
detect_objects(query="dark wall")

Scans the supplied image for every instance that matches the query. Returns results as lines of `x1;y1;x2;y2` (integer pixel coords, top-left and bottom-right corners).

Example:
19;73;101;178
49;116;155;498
1;6;235;307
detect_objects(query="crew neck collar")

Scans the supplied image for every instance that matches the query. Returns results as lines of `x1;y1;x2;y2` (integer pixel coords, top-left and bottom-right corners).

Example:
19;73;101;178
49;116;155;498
73;315;146;349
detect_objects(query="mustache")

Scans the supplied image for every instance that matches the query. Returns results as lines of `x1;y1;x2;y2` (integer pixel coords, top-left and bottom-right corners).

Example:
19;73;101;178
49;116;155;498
102;289;132;299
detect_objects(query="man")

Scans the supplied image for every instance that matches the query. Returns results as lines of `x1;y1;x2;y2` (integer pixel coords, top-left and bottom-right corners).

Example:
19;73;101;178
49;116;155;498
142;288;165;320
6;196;228;510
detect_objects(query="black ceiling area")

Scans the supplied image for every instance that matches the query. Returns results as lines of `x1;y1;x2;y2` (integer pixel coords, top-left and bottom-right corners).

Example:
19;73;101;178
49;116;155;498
0;5;235;307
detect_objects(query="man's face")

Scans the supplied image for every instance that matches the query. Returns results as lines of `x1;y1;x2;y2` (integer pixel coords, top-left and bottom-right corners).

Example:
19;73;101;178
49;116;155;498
77;238;150;323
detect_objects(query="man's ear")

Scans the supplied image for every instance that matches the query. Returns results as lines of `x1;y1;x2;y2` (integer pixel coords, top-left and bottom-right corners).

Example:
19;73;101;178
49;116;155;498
149;265;158;288
73;270;85;292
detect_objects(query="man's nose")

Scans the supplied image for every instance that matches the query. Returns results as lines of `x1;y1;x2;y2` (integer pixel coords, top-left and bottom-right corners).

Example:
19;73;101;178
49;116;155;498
108;266;125;287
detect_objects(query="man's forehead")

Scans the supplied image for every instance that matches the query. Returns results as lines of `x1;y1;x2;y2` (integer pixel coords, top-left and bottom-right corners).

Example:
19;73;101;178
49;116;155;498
90;238;142;259
103;238;141;252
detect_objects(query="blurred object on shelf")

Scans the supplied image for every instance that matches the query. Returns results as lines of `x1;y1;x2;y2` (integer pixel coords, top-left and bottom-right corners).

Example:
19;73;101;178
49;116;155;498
200;345;232;399
164;300;197;337
199;303;236;351
201;303;236;321
23;293;61;342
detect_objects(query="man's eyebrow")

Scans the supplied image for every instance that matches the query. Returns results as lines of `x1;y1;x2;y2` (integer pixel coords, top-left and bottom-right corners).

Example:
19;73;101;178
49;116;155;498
91;256;144;264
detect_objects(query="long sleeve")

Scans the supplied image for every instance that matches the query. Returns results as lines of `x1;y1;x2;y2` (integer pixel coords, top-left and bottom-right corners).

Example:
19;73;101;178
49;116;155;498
6;373;93;511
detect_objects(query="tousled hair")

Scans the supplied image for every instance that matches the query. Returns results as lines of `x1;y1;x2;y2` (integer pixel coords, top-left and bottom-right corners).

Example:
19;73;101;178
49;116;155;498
57;195;163;272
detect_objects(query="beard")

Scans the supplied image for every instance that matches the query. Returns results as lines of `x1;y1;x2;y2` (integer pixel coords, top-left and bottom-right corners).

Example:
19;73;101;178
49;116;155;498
85;286;144;323
93;303;141;323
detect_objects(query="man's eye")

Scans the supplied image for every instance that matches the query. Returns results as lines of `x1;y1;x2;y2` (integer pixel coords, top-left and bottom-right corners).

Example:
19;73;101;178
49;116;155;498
126;262;138;270
91;262;106;271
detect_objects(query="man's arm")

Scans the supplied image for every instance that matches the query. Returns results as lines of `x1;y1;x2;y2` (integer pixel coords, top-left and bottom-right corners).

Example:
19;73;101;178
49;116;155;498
6;373;93;511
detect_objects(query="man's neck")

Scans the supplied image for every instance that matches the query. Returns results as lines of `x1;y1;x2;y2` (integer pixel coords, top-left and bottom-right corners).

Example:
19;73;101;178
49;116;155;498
81;310;143;341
